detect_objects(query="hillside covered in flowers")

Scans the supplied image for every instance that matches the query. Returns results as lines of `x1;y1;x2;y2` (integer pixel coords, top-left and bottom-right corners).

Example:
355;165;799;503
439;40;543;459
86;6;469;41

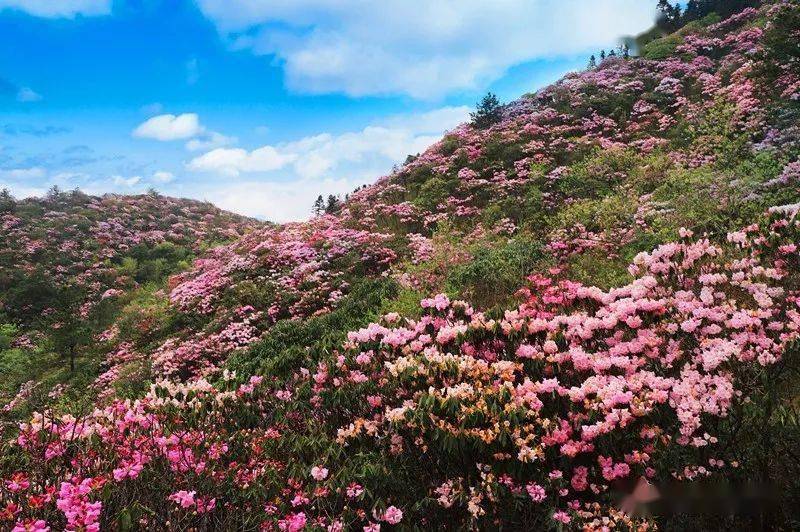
0;191;258;412
2;1;800;530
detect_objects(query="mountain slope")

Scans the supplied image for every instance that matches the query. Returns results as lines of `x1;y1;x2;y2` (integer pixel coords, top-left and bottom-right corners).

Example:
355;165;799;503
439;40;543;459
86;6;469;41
2;2;800;530
0;191;259;411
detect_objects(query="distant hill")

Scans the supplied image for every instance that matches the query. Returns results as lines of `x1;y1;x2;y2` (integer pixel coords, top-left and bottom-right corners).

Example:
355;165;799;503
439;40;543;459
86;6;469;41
0;191;259;409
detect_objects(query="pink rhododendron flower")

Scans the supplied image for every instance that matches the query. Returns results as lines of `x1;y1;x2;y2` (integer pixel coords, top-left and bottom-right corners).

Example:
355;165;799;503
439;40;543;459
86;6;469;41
311;466;329;481
382;506;403;524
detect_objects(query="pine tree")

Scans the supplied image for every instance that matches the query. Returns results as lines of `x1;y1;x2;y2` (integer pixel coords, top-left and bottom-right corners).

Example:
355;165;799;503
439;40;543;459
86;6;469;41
685;0;700;21
49;282;91;373
312;194;325;216
657;0;672;13
0;188;15;213
657;0;679;30
46;185;63;202
470;92;503;130
588;55;597;68
622;44;630;59
670;3;682;22
600;50;606;61
325;194;341;214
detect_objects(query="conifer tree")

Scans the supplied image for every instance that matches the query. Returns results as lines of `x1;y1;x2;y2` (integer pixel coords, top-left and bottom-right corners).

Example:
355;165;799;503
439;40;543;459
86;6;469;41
670;3;682;22
313;194;325;216
470;92;503;130
325;194;341;214
49;282;91;373
0;188;15;213
46;185;63;202
588;55;597;68
685;0;700;21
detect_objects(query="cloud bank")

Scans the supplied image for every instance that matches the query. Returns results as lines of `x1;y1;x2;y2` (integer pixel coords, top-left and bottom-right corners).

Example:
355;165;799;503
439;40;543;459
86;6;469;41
197;0;655;98
185;105;470;221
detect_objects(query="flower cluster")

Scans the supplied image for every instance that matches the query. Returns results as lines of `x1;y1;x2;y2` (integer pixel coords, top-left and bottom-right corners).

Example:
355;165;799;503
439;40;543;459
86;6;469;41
323;211;800;527
155;215;398;379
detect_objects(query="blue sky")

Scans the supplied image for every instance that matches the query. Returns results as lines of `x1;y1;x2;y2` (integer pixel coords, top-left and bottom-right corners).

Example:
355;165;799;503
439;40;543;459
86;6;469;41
0;0;657;221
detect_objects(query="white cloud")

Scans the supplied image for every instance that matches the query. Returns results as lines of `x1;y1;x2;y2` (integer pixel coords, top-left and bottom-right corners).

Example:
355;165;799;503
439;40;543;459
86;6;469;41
112;175;142;187
132;113;204;141
382;106;473;136
16;87;42;102
188;145;297;177
184;106;469;221
197;0;656;98
185;176;365;223
0;182;46;198
186;131;237;152
0;167;48;200
51;171;88;181
187;105;468;180
152;171;175;183
0;0;110;18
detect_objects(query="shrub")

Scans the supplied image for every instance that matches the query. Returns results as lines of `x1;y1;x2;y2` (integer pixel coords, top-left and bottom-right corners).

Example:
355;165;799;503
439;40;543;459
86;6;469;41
446;237;544;309
642;34;682;60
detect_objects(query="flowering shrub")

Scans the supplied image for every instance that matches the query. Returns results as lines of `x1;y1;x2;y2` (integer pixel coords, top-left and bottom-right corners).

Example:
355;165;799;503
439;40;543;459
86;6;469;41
151;215;398;380
323;211;800;528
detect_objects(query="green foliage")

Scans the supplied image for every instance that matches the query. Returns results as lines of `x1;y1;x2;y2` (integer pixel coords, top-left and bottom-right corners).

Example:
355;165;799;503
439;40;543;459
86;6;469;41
634;24;669;54
115;242;193;284
227;278;396;378
559;193;638;235
445;237;545;309
699;12;722;26
439;134;461;156
0;341;102;417
641;34;682;60
566;250;632;290
477;136;526;173
380;287;426;319
650;165;749;234
753;1;800;89
1;270;59;325
0;323;18;350
412;176;458;213
556;148;640;200
111;360;152;400
115;288;171;347
0;189;15;214
0;346;29;397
